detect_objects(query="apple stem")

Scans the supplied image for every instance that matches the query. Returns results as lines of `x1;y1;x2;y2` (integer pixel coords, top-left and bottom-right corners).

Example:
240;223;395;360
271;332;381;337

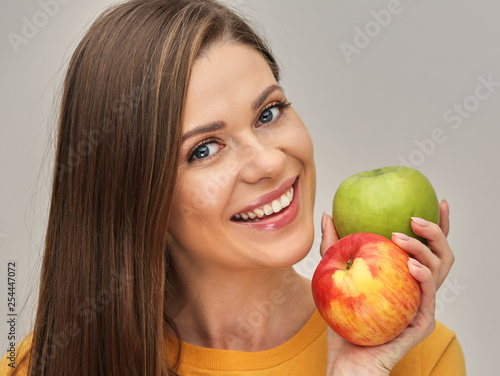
346;259;353;270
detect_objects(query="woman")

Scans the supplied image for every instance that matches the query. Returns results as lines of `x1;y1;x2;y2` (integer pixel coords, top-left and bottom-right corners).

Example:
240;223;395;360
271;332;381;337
1;0;465;375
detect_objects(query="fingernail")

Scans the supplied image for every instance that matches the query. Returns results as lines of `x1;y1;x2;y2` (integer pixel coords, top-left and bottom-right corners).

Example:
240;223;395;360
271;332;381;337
411;217;430;227
321;212;326;233
393;232;411;241
409;258;423;268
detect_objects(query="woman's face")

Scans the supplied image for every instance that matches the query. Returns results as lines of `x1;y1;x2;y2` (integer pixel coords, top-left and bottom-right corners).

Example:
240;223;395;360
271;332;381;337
167;42;316;272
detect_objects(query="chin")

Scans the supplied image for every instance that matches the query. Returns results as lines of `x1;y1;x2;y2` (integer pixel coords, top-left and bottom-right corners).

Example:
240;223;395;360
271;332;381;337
262;218;315;269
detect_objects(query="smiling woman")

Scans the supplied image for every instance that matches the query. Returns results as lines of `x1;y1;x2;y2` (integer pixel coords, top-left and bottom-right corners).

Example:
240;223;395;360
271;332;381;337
0;0;465;375
168;43;316;274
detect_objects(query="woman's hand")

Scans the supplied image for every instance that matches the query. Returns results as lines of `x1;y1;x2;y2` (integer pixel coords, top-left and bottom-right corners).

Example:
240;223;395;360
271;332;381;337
319;199;453;375
391;200;454;290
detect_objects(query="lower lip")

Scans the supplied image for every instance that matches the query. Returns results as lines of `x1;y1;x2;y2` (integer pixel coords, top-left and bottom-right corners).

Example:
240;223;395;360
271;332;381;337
232;178;300;231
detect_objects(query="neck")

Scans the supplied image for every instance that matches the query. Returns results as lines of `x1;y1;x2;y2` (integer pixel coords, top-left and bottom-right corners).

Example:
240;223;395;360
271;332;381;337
166;265;316;351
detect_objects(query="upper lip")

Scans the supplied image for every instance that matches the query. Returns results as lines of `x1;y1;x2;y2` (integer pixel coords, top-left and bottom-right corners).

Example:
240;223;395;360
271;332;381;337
233;176;297;216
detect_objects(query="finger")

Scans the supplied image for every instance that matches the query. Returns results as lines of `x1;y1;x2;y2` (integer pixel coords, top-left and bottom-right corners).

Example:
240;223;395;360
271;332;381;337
439;199;450;237
407;258;436;321
392;232;440;278
410;217;453;263
320;212;339;257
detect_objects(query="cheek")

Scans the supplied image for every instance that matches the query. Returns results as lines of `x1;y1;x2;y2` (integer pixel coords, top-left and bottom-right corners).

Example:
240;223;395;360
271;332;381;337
168;165;237;237
286;120;316;200
170;180;209;223
285;119;315;171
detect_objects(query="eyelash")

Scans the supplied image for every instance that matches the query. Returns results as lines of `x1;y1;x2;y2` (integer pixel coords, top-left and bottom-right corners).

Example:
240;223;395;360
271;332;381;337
257;101;292;126
187;137;221;162
186;100;292;163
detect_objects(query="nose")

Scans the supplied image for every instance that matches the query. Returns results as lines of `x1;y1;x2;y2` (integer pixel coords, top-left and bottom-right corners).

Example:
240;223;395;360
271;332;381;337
237;135;286;184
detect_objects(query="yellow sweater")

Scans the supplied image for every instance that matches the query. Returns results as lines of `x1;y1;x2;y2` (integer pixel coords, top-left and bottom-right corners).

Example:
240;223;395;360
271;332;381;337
1;310;466;375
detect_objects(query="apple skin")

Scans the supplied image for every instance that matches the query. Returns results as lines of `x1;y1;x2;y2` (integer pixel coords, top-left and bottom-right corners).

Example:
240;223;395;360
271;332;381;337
332;166;439;243
312;232;421;346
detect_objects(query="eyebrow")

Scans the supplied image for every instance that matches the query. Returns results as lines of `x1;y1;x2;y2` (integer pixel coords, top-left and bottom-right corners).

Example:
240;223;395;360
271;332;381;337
253;84;284;111
181;84;285;143
181;122;224;142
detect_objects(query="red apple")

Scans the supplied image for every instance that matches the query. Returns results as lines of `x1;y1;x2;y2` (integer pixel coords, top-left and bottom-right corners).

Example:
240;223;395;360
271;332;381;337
312;232;421;346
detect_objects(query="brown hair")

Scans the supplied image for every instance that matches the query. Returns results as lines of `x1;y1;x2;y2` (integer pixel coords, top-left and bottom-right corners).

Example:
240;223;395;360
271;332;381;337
16;1;279;375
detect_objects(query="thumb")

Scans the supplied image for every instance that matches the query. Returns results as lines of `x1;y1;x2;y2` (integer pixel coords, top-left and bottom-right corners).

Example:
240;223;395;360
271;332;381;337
439;199;450;237
320;212;339;257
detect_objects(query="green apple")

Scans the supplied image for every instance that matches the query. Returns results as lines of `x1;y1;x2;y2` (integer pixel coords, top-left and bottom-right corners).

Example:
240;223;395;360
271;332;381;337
332;166;439;243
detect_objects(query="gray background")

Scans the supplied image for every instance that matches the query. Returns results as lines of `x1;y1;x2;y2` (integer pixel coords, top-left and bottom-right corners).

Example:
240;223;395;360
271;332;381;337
1;0;499;374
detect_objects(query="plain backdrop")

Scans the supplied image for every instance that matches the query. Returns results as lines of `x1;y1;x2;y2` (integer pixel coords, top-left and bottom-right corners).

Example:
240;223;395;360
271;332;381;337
1;0;499;374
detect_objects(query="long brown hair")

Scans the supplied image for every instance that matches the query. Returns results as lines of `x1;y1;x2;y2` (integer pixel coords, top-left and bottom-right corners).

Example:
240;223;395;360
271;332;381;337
16;1;279;375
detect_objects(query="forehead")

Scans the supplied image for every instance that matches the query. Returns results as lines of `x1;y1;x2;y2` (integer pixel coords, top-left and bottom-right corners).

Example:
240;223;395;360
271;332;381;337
182;42;278;131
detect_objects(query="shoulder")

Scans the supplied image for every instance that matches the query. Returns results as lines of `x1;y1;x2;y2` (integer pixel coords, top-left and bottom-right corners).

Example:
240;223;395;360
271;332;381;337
391;321;466;376
0;332;33;376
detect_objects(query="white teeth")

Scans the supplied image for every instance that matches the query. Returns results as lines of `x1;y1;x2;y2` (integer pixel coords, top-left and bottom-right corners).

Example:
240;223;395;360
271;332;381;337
254;208;264;218
271;200;282;213
233;184;295;222
280;195;290;208
263;204;273;215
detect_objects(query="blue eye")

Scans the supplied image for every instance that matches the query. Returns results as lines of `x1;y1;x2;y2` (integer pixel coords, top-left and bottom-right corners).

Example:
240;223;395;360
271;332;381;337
189;139;223;162
257;101;291;126
258;106;280;124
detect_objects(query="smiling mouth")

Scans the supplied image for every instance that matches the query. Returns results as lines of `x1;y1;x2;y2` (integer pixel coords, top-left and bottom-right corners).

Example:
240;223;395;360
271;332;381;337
231;185;294;222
